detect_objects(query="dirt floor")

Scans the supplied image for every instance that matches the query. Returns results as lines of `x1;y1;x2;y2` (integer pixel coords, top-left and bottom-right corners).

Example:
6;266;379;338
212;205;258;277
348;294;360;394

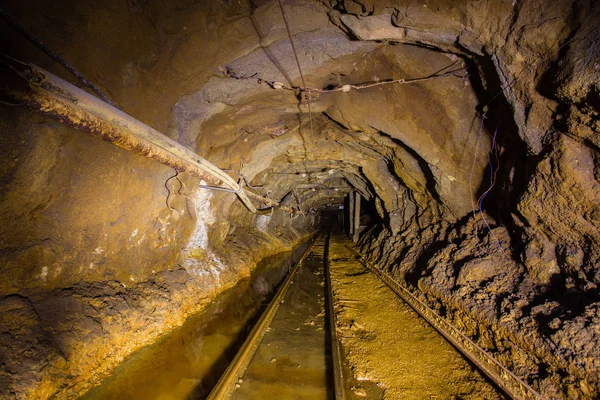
329;234;504;400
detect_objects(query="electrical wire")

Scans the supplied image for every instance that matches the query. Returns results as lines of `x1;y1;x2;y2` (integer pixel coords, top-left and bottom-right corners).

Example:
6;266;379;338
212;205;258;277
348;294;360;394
0;8;118;108
276;0;315;162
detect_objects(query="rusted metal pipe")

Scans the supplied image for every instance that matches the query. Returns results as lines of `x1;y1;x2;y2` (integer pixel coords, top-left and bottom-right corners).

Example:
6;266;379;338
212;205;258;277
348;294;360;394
1;60;285;213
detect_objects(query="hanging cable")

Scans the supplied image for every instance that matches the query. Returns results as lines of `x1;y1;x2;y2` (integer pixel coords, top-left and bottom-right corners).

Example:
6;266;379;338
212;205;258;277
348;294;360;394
0;8;118;108
276;0;316;164
222;60;467;94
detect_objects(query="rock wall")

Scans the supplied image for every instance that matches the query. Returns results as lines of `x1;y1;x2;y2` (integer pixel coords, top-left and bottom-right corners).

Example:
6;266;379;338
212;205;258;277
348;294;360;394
0;1;317;397
0;103;316;398
0;0;598;398
346;0;600;398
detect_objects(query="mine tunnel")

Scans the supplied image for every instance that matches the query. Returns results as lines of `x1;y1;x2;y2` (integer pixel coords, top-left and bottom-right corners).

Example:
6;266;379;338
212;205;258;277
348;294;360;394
1;0;599;399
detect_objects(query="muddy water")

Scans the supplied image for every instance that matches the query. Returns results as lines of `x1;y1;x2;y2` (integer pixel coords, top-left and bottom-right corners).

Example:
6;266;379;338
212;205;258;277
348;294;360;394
80;242;311;400
231;240;331;399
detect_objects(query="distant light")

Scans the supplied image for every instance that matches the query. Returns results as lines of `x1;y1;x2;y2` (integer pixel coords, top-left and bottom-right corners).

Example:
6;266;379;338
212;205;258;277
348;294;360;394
338;205;344;209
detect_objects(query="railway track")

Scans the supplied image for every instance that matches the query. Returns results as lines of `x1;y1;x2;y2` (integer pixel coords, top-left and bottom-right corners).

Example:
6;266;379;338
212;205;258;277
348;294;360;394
207;232;342;399
208;232;541;400
343;242;544;400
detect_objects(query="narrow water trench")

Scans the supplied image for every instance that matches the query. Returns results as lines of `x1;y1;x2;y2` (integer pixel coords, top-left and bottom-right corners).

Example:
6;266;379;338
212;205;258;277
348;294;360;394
229;240;332;399
80;241;312;400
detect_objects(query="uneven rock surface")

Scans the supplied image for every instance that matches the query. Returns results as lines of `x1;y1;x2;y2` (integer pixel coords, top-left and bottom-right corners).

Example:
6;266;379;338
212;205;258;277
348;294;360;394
0;0;599;398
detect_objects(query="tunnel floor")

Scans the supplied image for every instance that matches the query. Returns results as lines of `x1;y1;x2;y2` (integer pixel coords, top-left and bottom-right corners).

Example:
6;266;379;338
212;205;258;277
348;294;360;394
329;235;504;399
80;234;506;399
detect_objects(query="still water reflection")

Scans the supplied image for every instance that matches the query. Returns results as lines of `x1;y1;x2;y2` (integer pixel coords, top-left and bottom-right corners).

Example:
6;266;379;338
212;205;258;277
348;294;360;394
81;243;310;400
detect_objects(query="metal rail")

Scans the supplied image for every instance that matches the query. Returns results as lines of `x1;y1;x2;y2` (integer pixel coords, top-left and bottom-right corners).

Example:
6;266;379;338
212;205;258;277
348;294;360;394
345;244;545;400
324;232;346;399
208;233;346;399
208;235;319;400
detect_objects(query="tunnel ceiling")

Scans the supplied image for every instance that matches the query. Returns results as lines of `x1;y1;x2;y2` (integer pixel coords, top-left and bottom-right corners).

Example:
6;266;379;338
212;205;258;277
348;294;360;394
168;1;489;219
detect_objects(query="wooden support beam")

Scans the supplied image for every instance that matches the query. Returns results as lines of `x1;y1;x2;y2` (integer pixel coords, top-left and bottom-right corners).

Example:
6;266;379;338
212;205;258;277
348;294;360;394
353;192;361;243
348;192;354;237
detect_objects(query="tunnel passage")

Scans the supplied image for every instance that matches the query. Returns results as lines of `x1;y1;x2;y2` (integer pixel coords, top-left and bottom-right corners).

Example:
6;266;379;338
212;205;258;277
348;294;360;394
1;0;599;399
